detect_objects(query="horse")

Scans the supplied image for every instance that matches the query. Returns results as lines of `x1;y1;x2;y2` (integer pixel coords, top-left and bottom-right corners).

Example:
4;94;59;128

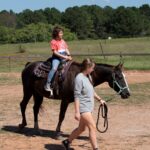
19;60;130;136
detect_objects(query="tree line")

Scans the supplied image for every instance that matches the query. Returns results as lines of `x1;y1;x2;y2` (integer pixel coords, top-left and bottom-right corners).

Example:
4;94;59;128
0;4;150;43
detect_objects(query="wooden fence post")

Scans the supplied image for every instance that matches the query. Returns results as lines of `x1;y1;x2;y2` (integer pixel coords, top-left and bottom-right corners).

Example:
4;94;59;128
8;56;11;72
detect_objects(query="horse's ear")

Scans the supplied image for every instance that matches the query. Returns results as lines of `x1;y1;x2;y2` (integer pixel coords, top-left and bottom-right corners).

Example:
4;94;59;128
120;62;124;68
116;62;124;70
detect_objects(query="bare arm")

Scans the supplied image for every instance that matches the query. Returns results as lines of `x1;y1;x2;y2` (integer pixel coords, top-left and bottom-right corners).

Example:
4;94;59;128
74;76;82;121
65;48;71;55
94;92;106;104
74;99;80;113
65;49;72;60
53;50;68;59
53;50;72;60
74;99;80;121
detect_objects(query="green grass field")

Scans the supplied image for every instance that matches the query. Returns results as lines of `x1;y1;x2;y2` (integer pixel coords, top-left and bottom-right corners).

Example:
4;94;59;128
0;37;150;72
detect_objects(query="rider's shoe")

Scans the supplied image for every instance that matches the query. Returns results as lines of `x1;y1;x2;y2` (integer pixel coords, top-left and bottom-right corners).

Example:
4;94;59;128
62;139;70;150
44;82;53;95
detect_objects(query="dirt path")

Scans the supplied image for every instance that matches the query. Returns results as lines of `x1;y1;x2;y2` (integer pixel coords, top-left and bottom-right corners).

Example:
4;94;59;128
0;71;150;150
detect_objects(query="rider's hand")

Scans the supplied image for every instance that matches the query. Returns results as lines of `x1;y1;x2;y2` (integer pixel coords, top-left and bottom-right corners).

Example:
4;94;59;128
67;56;72;61
65;56;72;61
75;112;80;121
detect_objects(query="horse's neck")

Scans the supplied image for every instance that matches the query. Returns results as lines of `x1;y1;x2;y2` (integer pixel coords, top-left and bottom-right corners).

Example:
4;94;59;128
92;65;112;87
71;62;113;87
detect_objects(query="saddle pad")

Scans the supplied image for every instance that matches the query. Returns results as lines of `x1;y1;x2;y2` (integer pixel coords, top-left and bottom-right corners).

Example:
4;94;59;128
33;61;73;80
34;62;51;78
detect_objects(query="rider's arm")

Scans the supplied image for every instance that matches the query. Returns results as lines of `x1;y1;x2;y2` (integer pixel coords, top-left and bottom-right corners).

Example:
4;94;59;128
65;48;71;56
63;40;71;56
53;50;68;59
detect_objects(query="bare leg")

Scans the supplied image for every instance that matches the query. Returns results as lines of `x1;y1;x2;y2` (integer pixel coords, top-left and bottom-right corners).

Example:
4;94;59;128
68;117;86;142
81;112;98;149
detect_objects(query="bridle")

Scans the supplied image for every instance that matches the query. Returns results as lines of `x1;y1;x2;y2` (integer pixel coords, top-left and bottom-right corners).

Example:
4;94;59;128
112;72;129;95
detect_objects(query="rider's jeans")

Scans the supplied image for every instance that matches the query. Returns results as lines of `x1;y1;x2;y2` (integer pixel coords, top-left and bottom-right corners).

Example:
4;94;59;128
47;59;60;84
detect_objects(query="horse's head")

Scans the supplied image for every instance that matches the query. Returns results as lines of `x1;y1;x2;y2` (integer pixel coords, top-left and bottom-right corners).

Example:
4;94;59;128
108;63;130;99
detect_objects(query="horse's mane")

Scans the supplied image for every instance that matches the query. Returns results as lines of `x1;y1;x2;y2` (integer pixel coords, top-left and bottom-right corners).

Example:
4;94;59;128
72;61;114;68
72;61;82;66
96;63;114;68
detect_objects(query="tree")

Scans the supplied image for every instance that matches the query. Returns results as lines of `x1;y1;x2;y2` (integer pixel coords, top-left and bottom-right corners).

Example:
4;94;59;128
33;9;47;24
0;10;16;28
62;6;94;39
85;5;108;38
111;6;144;37
44;7;61;24
139;4;150;19
16;9;34;28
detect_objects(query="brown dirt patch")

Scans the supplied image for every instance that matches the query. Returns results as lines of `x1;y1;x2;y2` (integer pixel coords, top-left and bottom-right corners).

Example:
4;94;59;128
0;71;150;150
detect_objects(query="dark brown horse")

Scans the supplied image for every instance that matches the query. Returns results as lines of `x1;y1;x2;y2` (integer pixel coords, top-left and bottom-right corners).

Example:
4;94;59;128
19;61;130;135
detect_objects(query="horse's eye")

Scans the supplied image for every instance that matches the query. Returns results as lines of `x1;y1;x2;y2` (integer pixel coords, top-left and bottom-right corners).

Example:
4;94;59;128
118;76;123;80
116;74;122;80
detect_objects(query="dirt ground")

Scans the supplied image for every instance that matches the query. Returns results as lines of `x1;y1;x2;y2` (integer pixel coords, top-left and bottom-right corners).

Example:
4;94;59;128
0;71;150;150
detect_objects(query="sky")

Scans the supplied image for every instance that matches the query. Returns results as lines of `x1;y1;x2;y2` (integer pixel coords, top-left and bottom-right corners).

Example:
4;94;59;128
0;0;150;13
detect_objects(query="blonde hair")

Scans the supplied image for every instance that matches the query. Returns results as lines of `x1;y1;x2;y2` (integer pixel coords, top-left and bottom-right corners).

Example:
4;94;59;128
81;58;95;71
81;58;95;85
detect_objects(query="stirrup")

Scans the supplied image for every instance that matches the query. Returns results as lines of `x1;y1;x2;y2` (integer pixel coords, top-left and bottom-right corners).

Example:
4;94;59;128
49;89;53;97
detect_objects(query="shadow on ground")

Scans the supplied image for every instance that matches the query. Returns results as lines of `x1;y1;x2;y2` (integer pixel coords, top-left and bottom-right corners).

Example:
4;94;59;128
1;125;89;141
45;144;75;150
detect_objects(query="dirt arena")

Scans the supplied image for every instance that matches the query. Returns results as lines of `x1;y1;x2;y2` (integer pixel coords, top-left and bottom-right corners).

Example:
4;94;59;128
0;71;150;150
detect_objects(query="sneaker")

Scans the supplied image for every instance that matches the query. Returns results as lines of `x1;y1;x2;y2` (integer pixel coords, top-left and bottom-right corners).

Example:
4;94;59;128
44;83;53;95
62;139;70;150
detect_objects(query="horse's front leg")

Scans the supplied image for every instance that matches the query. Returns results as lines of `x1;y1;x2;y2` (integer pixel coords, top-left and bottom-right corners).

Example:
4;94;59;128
33;94;43;135
56;100;69;137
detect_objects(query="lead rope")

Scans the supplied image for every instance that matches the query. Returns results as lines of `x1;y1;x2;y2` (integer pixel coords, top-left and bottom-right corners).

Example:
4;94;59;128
96;103;108;133
96;95;117;133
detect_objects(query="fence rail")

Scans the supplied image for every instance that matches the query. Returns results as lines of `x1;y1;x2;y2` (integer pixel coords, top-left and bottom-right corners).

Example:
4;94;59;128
0;52;150;59
0;53;150;72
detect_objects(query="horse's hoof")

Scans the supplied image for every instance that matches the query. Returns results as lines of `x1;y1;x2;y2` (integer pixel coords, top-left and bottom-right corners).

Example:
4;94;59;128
55;131;64;140
33;128;43;136
18;123;26;129
37;130;43;135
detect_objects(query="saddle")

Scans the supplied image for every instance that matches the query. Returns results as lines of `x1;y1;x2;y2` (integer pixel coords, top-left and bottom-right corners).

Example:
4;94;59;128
33;58;73;84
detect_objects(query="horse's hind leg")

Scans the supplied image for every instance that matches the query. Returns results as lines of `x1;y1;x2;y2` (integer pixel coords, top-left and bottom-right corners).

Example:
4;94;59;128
19;91;32;129
33;93;43;132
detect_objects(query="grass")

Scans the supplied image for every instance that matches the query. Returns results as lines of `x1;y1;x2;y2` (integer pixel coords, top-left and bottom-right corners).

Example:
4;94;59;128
0;55;149;72
0;37;150;56
0;37;150;72
0;73;21;85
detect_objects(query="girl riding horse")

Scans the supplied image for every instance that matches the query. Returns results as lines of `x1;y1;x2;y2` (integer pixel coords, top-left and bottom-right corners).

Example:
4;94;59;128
45;27;72;95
